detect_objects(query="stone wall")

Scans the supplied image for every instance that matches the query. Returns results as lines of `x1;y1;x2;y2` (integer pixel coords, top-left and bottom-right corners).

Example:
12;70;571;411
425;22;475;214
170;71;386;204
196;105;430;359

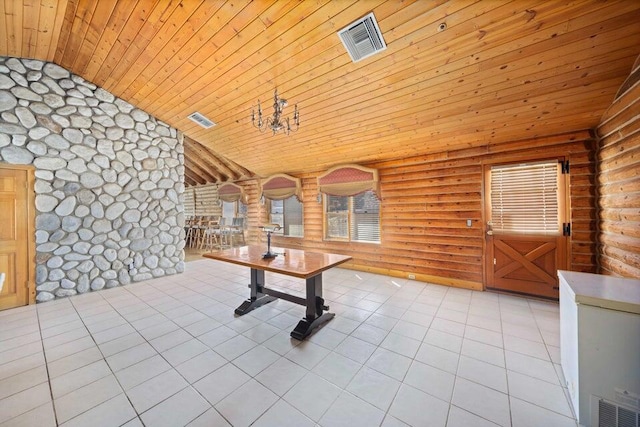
0;57;185;302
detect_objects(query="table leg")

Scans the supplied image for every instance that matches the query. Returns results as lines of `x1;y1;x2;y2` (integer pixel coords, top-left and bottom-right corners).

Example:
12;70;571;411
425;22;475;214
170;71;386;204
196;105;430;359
290;273;334;340
234;268;276;315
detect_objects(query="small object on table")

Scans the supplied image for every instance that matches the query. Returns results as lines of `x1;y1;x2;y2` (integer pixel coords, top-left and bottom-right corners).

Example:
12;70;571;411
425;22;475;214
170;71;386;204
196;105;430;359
259;224;282;259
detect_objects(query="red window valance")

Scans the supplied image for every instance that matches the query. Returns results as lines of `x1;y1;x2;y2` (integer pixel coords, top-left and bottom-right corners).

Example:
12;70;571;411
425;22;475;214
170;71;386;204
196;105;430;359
218;182;247;204
317;164;380;198
261;173;302;201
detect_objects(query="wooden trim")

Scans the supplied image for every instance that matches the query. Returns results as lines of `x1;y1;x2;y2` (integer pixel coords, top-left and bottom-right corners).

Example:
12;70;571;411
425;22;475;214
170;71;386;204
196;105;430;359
27;167;35;305
339;262;483;291
0;163;36;305
482;163;490;290
561;157;572;273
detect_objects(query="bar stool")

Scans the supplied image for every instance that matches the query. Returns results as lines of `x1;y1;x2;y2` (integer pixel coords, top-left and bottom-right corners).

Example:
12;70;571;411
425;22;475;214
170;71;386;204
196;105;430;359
185;216;198;248
202;218;223;251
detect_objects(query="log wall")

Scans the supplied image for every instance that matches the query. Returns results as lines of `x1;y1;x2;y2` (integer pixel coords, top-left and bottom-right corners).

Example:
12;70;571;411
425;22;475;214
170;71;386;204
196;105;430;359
596;57;640;278
242;131;597;290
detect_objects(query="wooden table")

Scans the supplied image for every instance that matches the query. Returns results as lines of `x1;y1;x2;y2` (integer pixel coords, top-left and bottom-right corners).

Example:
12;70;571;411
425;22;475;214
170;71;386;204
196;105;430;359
203;245;352;340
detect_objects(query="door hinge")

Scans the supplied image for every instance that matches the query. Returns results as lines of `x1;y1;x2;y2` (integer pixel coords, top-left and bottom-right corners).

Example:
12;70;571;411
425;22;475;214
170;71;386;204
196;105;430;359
562;223;571;236
561;160;570;174
493;258;497;265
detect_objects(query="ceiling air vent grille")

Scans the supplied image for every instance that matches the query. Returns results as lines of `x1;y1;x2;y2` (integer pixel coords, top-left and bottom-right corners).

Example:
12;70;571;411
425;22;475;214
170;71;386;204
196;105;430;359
338;12;387;63
188;112;216;129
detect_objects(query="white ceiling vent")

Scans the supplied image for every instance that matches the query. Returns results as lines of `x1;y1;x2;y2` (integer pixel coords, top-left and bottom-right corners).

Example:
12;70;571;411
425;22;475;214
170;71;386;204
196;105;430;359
188;112;216;129
338;12;387;63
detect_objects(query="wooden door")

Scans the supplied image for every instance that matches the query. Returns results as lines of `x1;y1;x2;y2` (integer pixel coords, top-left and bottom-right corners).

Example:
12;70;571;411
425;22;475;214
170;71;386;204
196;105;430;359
0;166;34;310
484;160;569;299
487;235;566;299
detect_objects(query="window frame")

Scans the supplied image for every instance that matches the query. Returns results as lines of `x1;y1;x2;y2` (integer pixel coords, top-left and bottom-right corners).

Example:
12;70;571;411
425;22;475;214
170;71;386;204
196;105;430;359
323;190;381;243
485;157;568;237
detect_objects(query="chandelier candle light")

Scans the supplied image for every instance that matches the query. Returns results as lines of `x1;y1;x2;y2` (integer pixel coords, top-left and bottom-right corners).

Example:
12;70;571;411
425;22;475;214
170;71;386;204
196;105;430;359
251;89;299;135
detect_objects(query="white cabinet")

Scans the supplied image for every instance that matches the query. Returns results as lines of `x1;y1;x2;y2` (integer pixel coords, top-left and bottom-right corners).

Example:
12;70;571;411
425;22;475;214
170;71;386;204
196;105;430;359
559;271;640;427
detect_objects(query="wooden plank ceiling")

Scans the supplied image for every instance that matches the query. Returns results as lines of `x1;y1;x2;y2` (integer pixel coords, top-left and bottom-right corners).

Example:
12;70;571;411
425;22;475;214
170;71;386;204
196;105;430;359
2;0;640;186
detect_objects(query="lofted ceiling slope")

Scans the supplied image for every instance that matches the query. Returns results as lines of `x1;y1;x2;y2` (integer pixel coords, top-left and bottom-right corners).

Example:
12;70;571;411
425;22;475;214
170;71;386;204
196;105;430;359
1;0;640;186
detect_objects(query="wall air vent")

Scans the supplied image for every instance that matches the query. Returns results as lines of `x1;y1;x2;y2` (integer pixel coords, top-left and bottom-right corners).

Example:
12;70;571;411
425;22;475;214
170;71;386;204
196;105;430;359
188;112;216;129
597;398;639;427
338;12;387;63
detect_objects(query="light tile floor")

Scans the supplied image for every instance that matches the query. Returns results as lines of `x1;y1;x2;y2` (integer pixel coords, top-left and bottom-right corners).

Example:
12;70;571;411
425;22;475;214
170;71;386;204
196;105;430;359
0;259;578;427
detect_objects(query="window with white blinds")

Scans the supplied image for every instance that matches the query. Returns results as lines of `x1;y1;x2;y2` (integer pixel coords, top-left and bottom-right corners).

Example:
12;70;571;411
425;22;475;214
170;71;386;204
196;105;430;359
490;161;561;235
270;196;304;237
351;190;380;242
325;190;380;243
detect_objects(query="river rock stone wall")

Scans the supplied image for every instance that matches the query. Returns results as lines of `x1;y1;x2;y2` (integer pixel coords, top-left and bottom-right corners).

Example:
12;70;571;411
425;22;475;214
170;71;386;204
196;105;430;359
0;57;185;302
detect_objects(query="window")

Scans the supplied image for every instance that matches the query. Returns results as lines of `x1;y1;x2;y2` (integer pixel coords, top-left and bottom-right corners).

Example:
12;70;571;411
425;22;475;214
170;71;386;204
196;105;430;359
222;201;236;224
490;161;562;235
269;196;303;237
221;200;248;224
238;201;248;218
325;190;380;242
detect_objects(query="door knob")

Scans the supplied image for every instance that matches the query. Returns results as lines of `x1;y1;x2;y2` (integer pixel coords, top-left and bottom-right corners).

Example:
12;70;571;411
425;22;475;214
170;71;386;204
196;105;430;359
486;230;494;236
0;272;5;293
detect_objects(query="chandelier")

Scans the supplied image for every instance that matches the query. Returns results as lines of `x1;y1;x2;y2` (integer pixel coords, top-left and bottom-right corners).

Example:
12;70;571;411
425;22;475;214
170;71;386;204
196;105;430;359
251;89;299;135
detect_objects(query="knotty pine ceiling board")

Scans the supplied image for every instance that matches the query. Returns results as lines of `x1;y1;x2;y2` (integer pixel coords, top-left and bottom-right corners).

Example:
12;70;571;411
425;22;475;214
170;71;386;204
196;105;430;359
2;0;640;186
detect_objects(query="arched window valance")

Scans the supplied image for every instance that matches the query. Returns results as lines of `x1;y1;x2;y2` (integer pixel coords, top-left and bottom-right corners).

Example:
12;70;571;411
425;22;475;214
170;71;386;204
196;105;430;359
261;173;302;201
317;164;380;198
218;182;247;204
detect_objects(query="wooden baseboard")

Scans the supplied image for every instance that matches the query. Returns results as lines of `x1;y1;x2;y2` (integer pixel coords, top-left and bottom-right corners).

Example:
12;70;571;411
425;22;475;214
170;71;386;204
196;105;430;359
339;262;483;291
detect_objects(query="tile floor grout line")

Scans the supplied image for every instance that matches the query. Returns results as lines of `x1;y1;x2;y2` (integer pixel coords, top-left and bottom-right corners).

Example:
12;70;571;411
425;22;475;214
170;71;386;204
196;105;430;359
448;285;470;425
35;300;62;427
498;294;514;427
